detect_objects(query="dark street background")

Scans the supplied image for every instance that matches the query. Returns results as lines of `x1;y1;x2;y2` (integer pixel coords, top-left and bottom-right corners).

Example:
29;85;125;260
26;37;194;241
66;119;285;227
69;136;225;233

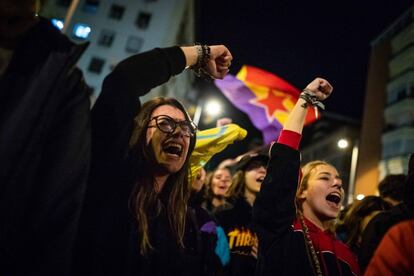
195;0;413;167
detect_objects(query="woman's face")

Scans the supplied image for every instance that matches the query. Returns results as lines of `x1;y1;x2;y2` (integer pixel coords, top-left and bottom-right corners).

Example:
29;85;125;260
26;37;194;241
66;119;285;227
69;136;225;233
146;105;191;174
244;165;266;194
211;168;232;197
300;164;344;221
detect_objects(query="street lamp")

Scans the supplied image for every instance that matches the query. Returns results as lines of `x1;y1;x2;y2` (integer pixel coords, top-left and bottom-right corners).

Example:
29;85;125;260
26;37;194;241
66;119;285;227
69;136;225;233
337;139;349;149
337;138;359;205
205;100;222;117
193;99;222;126
356;194;365;201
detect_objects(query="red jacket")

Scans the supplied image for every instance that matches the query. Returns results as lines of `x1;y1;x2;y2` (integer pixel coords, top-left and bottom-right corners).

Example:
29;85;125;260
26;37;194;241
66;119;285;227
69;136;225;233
365;220;414;276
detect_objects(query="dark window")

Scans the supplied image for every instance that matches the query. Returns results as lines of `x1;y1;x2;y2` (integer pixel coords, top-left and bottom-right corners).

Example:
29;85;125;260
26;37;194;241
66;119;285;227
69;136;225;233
125;36;144;53
83;0;100;13
98;30;115;47
135;12;152;29
109;4;125;20
56;0;71;7
88;57;105;74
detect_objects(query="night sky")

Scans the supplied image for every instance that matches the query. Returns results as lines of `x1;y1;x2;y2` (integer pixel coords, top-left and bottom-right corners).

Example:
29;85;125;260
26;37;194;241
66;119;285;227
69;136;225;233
195;0;413;167
197;0;413;120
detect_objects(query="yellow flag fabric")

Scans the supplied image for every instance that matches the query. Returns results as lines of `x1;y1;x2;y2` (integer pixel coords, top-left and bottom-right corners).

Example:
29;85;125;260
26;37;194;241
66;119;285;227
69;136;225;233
189;124;247;183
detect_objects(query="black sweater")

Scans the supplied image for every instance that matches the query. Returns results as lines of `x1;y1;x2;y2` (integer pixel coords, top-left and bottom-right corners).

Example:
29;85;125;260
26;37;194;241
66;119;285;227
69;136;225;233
253;142;360;276
75;47;221;275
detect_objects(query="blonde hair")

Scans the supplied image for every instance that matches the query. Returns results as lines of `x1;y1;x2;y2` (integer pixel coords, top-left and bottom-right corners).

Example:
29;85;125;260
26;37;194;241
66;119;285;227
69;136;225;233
296;160;337;276
296;160;338;231
295;160;332;211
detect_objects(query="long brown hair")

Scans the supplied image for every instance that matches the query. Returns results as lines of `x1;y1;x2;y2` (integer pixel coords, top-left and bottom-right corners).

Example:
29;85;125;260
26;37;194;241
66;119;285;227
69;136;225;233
227;170;245;200
340;196;391;249
128;97;196;255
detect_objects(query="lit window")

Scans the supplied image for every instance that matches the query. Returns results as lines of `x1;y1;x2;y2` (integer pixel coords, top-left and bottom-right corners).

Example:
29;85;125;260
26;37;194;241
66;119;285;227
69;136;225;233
98;30;115;47
83;0;100;13
73;23;92;40
125;36;144;53
109;4;125;20
135;12;152;29
51;19;64;30
88;57;105;74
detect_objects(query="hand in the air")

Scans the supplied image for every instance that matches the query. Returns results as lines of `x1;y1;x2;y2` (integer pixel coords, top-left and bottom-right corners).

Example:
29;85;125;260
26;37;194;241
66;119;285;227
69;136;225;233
205;45;233;79
304;77;333;101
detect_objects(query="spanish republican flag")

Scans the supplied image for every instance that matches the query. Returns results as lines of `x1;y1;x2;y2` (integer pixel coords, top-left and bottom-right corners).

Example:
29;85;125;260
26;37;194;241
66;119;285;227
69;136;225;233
214;65;318;145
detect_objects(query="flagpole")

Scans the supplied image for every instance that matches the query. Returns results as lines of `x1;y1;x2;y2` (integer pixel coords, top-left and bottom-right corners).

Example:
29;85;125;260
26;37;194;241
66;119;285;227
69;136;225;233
62;0;80;34
193;101;203;126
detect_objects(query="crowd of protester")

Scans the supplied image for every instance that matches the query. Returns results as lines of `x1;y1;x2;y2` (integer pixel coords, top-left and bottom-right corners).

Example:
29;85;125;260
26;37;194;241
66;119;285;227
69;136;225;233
1;0;414;275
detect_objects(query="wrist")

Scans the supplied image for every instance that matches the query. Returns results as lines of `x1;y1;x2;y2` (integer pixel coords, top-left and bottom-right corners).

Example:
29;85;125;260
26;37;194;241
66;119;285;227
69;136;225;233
187;43;213;80
297;98;308;109
299;89;325;110
180;46;198;67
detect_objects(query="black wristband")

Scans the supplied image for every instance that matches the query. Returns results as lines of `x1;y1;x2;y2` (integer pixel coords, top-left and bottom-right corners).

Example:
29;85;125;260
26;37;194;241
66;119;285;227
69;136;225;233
190;43;214;81
299;89;325;110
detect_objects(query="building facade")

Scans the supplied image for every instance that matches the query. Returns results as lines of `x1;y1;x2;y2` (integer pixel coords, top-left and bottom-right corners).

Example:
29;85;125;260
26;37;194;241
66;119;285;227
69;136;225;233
355;6;414;197
41;0;195;104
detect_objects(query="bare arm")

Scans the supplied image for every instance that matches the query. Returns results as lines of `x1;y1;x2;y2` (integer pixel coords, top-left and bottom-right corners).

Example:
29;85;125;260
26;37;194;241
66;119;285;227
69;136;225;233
283;77;333;134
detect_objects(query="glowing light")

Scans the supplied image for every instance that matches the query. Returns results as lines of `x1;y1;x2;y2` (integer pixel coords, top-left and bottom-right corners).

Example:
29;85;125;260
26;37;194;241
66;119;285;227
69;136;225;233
73;23;91;39
356;194;365;200
337;139;349;149
51;19;64;30
205;100;222;117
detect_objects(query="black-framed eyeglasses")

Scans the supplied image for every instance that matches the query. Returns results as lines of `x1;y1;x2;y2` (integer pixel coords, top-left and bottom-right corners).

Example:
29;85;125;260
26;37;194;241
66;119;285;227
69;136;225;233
147;115;197;137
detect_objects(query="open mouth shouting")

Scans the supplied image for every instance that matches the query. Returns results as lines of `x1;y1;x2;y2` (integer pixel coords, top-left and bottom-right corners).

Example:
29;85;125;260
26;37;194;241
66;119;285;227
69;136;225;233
325;192;342;209
256;176;265;184
162;141;183;158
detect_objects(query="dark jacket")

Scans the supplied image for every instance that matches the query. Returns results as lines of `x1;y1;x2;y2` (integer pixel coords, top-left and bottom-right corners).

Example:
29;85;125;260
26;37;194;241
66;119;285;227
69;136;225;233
0;18;91;275
75;46;223;275
253;138;360;276
216;197;257;276
358;172;414;272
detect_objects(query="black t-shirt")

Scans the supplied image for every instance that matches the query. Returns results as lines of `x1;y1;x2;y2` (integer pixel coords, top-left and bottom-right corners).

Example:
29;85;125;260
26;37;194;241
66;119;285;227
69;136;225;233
216;198;257;276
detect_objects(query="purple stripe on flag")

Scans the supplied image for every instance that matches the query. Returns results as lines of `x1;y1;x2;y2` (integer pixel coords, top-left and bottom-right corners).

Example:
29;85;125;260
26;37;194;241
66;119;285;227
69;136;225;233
215;75;283;144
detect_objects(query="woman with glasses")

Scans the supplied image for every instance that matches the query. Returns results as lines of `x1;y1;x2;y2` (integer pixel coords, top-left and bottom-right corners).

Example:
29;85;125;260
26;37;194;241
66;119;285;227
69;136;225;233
76;45;232;275
253;78;360;276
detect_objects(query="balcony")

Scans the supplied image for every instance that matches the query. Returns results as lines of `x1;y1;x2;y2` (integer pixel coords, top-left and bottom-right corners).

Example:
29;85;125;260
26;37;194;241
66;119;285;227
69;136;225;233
389;45;414;78
387;71;414;102
391;21;414;54
384;97;414;126
379;154;411;179
381;127;414;159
